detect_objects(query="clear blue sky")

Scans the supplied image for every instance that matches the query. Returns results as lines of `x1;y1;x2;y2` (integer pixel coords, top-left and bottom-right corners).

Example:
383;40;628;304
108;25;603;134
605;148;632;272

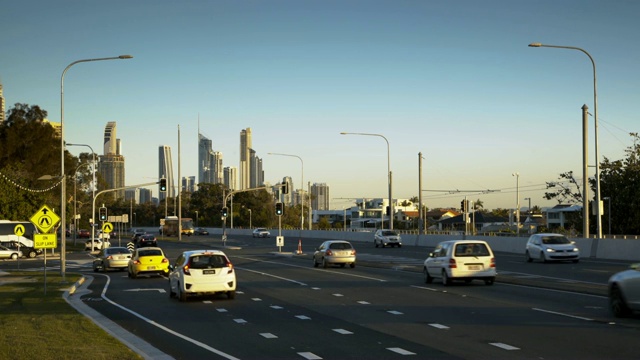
2;0;638;211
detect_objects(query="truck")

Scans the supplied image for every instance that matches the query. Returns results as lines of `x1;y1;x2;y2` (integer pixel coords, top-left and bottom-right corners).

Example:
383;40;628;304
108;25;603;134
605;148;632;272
160;216;194;237
0;220;43;258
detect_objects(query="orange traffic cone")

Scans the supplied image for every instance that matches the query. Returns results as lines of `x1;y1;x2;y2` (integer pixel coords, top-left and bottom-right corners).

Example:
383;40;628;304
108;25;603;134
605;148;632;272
296;239;302;254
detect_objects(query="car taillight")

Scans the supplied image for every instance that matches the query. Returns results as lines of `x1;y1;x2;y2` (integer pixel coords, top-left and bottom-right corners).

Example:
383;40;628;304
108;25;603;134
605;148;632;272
133;260;141;265
326;250;333;256
106;255;113;260
351;250;356;255
226;262;234;274
490;257;496;268
162;258;168;263
448;258;457;268
183;264;191;275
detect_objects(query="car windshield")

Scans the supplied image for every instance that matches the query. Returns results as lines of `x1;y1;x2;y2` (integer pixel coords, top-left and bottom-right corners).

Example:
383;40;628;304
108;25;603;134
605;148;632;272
329;242;352;250
382;231;397;236
541;236;571;244
189;254;228;269
138;249;163;257
454;243;490;257
108;248;130;255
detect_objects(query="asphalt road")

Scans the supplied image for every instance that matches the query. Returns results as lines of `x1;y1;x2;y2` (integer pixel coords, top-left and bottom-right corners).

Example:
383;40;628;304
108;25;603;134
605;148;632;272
3;234;640;359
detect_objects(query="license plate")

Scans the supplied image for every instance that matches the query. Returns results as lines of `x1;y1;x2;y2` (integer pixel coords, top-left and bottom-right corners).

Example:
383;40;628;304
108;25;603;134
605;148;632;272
147;266;156;270
203;270;216;275
468;265;481;270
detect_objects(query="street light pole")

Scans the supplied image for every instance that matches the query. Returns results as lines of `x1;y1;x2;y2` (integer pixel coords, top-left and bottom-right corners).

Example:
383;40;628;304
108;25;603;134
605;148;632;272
66;143;97;244
512;172;520;236
60;54;132;281
248;208;252;229
72;162;91;246
603;197;611;236
341;132;393;230
267;153;305;231
529;42;602;239
524;197;531;214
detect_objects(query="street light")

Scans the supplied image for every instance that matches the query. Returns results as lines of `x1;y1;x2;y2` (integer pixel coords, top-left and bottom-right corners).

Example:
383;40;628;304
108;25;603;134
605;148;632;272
341;132;393;230
268;152;305;231
512;172;520;236
66;143;96;243
248;208;252;229
72;162;91;246
60;54;133;281
524;197;531;214
529;42;603;239
603;197;611;236
195;210;198;228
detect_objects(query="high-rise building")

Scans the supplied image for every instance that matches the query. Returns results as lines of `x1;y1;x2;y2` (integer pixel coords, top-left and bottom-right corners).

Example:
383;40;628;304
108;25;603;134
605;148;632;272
182;176;196;193
98;122;125;199
239;128;252;190
249;149;264;188
159;145;175;200
312;183;330;211
0;81;5;123
224;166;237;191
213;151;224;184
198;133;214;184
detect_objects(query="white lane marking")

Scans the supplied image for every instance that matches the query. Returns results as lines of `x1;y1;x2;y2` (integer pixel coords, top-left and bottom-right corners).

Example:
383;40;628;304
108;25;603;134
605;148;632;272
489;343;520;350
234;319;247;324
298;352;322;359
357;301;370;305
296;315;311;320
387;347;416;355
332;293;344;297
251;298;262;301
203;300;212;304
123;288;166;293
492;282;606;299
333;328;353;334
238;267;308;286
429;323;449;329
216;308;228;312
312;287;321;290
260;333;278;338
96;275;240;360
235;256;387;282
499;271;604;286
270;305;284;310
532;307;594;321
387;310;403;315
410;285;438;292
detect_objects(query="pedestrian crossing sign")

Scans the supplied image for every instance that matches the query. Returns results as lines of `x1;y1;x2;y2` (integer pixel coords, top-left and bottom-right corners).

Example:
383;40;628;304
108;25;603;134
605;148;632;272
29;204;61;234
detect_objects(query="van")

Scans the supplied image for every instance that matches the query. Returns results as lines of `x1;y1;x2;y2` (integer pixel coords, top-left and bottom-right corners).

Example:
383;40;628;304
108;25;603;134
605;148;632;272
423;240;496;286
0;220;42;258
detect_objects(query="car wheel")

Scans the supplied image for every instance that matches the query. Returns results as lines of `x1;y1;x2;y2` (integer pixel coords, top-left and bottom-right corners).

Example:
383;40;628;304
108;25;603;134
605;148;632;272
168;280;175;298
131;270;137;279
340;263;345;268
227;291;236;300
27;250;37;258
573;259;580;263
539;251;547;263
10;253;18;260
322;258;328;269
423;267;433;284
127;270;132;278
313;257;319;268
398;244;402;248
610;286;631;318
350;263;355;268
525;251;533;263
485;278;495;285
178;283;187;302
442;270;451;286
375;240;379;248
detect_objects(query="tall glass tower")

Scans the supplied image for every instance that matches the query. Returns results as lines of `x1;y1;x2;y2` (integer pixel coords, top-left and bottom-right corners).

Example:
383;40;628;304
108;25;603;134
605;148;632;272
158;145;175;200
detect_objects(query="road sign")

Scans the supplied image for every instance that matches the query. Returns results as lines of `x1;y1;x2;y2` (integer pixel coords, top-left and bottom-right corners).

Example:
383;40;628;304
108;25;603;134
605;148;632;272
102;222;114;233
29;204;61;234
34;233;57;249
14;224;25;236
276;236;284;247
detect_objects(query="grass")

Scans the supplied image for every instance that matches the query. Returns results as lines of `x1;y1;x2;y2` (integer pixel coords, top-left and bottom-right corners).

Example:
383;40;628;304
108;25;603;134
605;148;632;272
0;270;143;360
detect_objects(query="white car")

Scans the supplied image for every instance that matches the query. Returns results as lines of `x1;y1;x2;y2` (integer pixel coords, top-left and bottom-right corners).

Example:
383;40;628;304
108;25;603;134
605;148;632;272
313;240;356;268
525;233;580;263
374;229;402;248
85;238;111;251
608;263;640;317
0;245;22;260
168;250;236;301
423;240;496;286
252;228;270;238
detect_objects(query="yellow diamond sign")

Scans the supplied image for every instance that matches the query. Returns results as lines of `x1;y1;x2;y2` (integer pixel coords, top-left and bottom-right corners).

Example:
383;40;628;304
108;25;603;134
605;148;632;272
30;204;61;234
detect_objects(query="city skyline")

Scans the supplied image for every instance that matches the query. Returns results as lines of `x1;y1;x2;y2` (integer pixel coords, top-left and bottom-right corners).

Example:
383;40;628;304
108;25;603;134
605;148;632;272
2;1;638;210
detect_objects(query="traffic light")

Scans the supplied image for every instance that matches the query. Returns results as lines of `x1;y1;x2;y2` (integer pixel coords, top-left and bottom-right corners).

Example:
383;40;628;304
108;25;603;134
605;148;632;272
159;178;167;192
275;202;283;216
460;200;466;212
221;207;228;218
99;207;107;221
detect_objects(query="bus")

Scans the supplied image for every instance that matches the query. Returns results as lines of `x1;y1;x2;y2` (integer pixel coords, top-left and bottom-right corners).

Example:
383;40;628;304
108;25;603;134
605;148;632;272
161;216;195;236
0;220;42;258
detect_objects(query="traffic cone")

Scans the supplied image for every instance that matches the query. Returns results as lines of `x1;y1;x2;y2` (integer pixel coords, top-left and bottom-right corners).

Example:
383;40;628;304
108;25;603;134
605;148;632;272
296;239;302;254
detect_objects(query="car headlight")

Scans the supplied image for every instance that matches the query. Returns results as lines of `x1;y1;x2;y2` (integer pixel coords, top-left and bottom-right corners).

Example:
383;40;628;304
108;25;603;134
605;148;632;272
572;248;579;252
545;248;556;252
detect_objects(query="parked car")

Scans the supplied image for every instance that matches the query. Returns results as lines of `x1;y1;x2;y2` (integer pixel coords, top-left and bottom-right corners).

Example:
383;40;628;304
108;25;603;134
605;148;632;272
252;228;270;238
423;240;496;286
128;247;170;278
194;227;209;236
374;229;402;248
93;247;132;272
313;240;356;268
136;234;158;248
85;238;111;251
0;245;22;260
525;233;580;263
608;262;640;317
168;249;236;301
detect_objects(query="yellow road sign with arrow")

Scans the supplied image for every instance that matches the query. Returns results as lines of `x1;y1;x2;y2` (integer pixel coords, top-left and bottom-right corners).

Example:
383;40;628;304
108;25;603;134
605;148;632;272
29;205;61;234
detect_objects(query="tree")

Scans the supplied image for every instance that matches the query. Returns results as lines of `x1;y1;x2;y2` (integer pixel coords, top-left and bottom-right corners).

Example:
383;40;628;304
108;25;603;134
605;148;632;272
474;199;484;211
544;171;583;204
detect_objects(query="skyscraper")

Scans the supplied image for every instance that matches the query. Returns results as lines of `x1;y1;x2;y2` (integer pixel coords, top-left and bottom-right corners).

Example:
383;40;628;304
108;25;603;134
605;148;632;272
159;145;175;200
312;183;330;211
239;128;252;190
249;149;264;188
98;122;125;199
0;80;5;123
224;166;237;191
198;133;214;184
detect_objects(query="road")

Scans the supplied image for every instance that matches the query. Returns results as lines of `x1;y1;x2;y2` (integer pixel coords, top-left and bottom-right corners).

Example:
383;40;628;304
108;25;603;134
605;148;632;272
3;234;640;359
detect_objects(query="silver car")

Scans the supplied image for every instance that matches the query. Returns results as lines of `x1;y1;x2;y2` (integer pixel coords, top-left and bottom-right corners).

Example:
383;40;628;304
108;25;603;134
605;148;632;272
608;263;640;317
313;240;356;268
93;247;132;272
525;233;580;263
0;245;22;260
374;229;402;248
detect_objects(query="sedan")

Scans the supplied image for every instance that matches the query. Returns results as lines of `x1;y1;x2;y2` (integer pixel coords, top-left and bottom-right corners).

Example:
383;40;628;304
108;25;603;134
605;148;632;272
76;229;91;238
313;240;356;268
525;233;580;263
128;247;170;278
374;229;402;248
0;245;22;260
85;238;111;251
252;228;270;238
93;247;132;272
194;227;209;236
136;234;158;248
608;263;640;317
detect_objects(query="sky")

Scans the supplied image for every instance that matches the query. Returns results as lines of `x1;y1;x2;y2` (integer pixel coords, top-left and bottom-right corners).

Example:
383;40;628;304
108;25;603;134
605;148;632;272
2;0;638;211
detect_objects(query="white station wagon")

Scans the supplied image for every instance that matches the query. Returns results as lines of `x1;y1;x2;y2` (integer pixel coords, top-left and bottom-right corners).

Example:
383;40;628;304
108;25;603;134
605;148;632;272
168;250;236;301
423;240;496;286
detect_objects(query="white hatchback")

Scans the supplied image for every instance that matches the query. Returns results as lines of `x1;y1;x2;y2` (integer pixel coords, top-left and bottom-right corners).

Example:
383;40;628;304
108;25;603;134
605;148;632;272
423;240;496;286
168;250;236;301
525;233;580;263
